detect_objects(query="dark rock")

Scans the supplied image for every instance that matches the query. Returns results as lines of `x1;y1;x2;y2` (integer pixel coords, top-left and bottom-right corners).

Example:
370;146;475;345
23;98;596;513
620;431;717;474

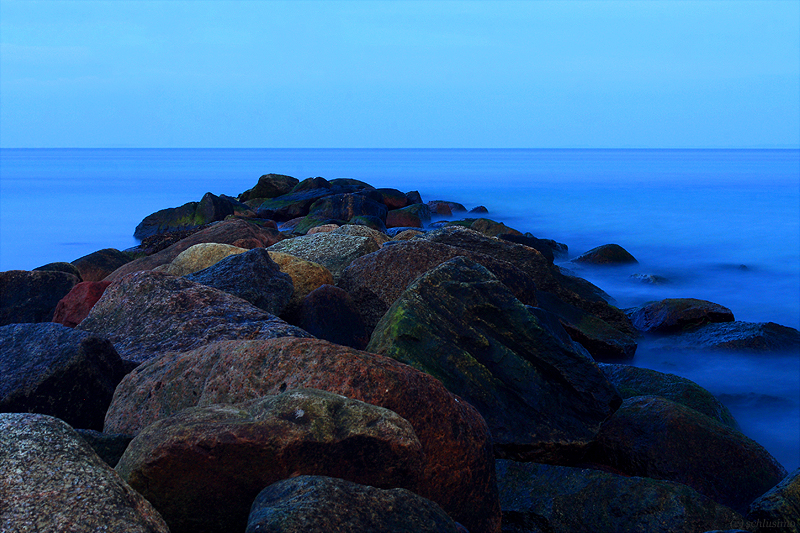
115;388;425;533
387;227;425;239
0;270;80;326
256;182;365;221
646;321;800;353
428;200;467;215
746;468;800;533
293;176;332;192
629;273;670;285
71;248;133;281
0;323;126;430
267;251;334;318
470;205;489;213
349;214;388;233
367;256;621;463
599;363;739;429
103;337;499;533
247;475;460;533
328;177;375;191
298;284;369;350
627;298;735;333
52;280;111;328
238;173;300;202
267;232;380;282
574;243;638;265
75;429;134;468
469;218;523;237
499;233;556;263
134;192;253;240
308;193;388;222
290;214;345;235
405;190;423;204
33;261;83;280
134;226;209;255
496;459;741;533
587;396;787;512
185;247;293;316
0;413;169;532
107;219;285;280
77;271;310;362
386;205;425;228
371;187;411;209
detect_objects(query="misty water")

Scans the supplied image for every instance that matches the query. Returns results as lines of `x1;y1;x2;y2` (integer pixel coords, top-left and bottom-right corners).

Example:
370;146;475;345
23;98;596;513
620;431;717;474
1;148;798;470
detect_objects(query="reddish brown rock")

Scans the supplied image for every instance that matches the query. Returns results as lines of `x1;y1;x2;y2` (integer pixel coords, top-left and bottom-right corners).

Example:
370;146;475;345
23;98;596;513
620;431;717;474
104;337;500;533
52;281;112;328
386;207;424;228
71;248;133;282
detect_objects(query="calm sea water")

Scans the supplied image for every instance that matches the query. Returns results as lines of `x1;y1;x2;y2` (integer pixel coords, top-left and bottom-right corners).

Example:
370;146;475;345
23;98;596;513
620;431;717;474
1;148;798;470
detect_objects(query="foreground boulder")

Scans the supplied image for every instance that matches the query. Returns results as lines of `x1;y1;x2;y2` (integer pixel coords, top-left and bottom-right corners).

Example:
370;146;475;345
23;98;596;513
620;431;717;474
0;413;169;533
496;460;741;533
71;247;133;281
0;323;126;430
646;321;800;353
78;271;310;362
104;337;499;533
52;280;112;328
368;257;621;463
247;475;461;533
0;270;79;326
116;389;424;533
627;298;735;333
746;468;800;533
268;232;380;282
587;396;787;512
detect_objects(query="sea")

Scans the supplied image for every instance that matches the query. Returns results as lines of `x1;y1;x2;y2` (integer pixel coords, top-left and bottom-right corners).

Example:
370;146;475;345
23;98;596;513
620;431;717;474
1;148;798;471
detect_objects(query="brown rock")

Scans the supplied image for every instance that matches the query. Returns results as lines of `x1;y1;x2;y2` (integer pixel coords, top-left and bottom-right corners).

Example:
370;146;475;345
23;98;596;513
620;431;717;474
164;242;247;276
71;248;133;282
267;251;335;316
52;280;112;328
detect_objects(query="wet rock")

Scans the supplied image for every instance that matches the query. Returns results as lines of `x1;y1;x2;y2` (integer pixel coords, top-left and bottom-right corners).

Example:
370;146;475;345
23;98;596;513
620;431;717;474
746;468;800;533
298;284;369;349
574;243;638;265
247;475;460;533
496;459;741;533
75;429;134;468
163;242;247;276
238;173;300;202
0;323;126;430
185;247;294;316
308;192;388;222
367;256;621;463
33;261;83;280
71;247;133;281
0;414;169;532
647;321;800;353
599;363;739;429
0;270;80;326
267;251;334;317
107;219;285;280
52;280;112;328
627;298;735;333
77;270;310;362
268;232;380;282
134;192;253;240
103;337;499;533
115;388;424;533
587;396;787;512
291;214;345;235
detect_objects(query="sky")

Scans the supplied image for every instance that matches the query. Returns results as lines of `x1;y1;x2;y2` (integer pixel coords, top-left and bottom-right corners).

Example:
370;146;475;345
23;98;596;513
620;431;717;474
0;0;798;149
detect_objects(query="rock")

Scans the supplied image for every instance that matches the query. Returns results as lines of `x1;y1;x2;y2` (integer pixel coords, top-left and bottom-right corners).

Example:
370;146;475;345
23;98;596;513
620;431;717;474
306;223;340;234
267;251;334;317
746;468;800;533
33;261;83;280
238;173;300;202
574;243;638;265
629;273;670;285
308;193;388;222
103;337;499;533
107;219;285;280
332;223;391;248
0;323;126;430
267;232;380;282
164;242;247;276
587;396;787;512
469;218;523;237
134;192;253;240
367;257;621;463
77;271;310;362
386;204;426;228
598;363;739;429
293;176;332;192
71;248;133;281
0;270;80;326
499;233;568;263
470;205;489;213
627;298;735;333
290;214;346;235
329;177;375;190
75;429;134;468
349;214;389;233
52;280;112;328
405;190;423;204
391;228;425;240
185;247;293;316
496;460;741;533
115;388;425;533
255;178;372;221
369;187;411;209
338;238;539;332
0;414;169;533
428;200;467;215
247;475;460;533
646;321;800;353
298;284;369;350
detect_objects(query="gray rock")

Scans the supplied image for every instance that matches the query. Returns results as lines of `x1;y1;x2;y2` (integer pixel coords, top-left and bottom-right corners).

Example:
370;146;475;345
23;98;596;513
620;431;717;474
647;321;800;353
746;468;800;533
268;232;380;282
627;298;735;333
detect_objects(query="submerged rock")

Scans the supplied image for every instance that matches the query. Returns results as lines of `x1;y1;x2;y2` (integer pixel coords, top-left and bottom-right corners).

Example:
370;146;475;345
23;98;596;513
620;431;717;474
647;321;800;353
574;243;638;265
627;298;735;333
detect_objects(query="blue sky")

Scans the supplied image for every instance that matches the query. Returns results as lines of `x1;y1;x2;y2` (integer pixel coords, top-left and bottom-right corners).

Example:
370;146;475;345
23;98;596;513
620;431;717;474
1;0;798;148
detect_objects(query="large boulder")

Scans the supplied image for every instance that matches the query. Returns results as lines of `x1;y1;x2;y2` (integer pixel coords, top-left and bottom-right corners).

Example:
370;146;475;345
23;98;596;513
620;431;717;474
52;280;112;328
107;219;285;280
646;321;800;353
268;232;380;282
103;337;499;533
746;468;800;533
267;251;334;316
386;204;427;228
0;413;169;533
574;243;638;265
627;298;735;333
367;257;621;463
297;284;369;349
0;270;79;326
115;388;425;533
33;261;83;279
255;177;372;221
307;193;388;223
77;271;310;362
496;460;741;533
247;475;461;533
134;192;253;239
71;248;133;281
185;247;294;316
0;323;126;430
238;173;300;202
587;396;788;513
163;242;247;276
332;223;391;247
